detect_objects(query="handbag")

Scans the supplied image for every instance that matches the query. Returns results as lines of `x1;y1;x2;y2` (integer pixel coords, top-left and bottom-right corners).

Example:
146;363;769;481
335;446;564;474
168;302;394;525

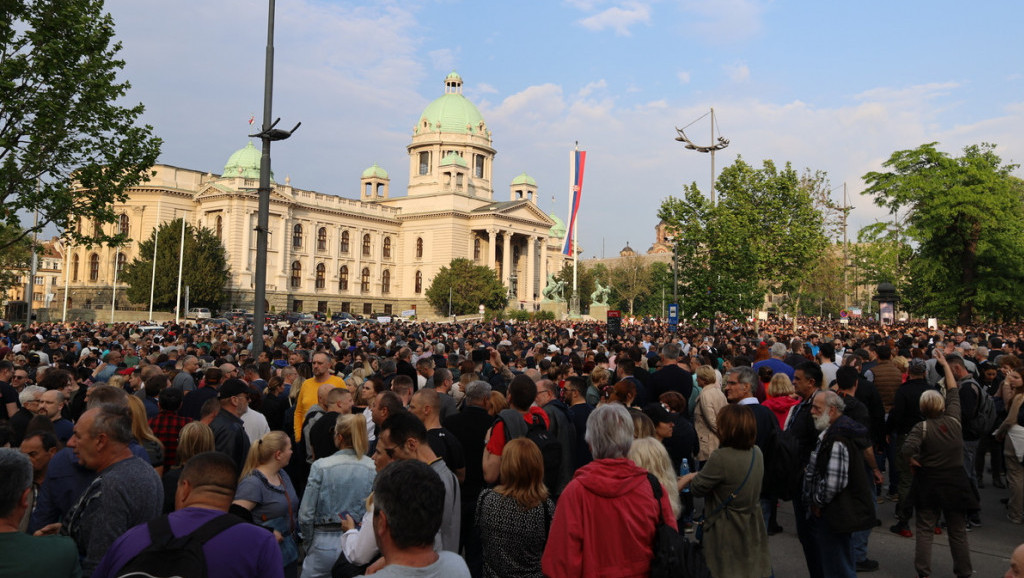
693;450;756;543
647;474;710;578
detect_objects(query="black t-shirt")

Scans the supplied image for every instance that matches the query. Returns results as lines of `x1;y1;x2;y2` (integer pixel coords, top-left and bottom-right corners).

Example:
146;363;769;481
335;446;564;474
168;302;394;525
427;427;465;474
0;381;18;420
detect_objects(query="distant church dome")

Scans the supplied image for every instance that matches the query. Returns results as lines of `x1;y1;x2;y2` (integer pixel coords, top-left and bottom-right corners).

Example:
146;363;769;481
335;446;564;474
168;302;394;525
511;172;537;186
416;72;488;135
548;213;566;238
222;142;273;181
361;163;389;179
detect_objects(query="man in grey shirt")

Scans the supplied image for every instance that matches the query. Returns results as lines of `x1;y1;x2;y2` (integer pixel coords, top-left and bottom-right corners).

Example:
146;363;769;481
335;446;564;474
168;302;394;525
171;355;200;393
358;459;469;578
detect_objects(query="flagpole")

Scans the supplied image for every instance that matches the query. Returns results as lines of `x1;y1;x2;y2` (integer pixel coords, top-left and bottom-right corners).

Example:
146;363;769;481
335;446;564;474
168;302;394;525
571;147;578;311
61;239;70;323
175;210;186;324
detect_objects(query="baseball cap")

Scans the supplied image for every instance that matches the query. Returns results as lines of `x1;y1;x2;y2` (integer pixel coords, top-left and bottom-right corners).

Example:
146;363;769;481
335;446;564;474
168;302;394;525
643;402;675;424
908;358;928;375
218;378;250;399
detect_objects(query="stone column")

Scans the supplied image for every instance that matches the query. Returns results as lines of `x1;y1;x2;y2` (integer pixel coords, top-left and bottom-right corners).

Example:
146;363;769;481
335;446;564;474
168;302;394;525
240;211;251;272
526;235;536;304
487;228;497;270
539;237;548;301
502;231;512;287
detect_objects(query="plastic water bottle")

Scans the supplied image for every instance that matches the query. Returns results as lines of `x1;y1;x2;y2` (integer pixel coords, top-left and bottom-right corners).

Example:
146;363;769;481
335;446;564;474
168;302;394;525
679;458;691;493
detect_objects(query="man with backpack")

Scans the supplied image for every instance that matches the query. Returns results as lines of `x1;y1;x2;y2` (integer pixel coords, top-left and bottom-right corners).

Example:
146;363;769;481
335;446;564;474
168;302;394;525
482;375;553;487
92;452;282;578
949;354;997;528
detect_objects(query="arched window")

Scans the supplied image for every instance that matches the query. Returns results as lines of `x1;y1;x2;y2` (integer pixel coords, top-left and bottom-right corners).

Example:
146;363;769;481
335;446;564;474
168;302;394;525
360;268;370;293
317;227;327;252
340;231;350;253
382;269;391;294
415;270;422;294
118;213;130;237
89;253;100;281
362;234;371;257
215;215;223;239
315;263;325;288
290;261;302;288
416;238;423;259
382;237;392;259
474;238;481;261
292;224;303;249
72;254;80;282
114;253;127;277
339;266;349;290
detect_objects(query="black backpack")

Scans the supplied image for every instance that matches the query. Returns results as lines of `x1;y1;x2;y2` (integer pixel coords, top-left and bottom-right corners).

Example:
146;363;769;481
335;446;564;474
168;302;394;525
964;380;998;438
762;427;801;501
498;408;562;493
116;513;244;578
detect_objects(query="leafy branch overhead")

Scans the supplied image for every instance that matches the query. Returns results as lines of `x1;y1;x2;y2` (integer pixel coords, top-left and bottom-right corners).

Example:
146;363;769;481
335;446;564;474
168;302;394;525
0;0;161;251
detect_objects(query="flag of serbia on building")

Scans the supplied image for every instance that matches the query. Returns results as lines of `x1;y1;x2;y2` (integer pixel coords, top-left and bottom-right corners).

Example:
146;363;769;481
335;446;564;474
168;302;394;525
562;148;586;256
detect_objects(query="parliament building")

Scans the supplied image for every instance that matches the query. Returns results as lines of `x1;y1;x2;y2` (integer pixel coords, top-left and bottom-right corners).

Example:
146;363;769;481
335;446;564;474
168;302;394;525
59;73;571;317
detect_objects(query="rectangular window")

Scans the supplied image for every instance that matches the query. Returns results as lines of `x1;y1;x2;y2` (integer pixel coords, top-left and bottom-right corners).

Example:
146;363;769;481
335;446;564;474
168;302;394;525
341;301;351;313
363;302;372;315
383;304;393;315
474;155;484;178
318;301;328;313
293;299;303;312
419;152;430;175
34;276;43;285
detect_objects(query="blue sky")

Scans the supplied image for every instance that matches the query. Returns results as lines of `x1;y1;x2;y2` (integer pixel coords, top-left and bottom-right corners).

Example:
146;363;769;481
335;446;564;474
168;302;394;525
103;0;1024;258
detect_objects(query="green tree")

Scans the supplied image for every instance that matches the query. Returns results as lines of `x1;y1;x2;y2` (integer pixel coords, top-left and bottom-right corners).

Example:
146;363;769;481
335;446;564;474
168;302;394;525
631;260;674;317
609;254;651;315
862;143;1024;323
0;224;32;300
554;261;598;311
0;0;161;251
660;158;827;320
851;221;913;294
121;219;229;309
425;258;508;315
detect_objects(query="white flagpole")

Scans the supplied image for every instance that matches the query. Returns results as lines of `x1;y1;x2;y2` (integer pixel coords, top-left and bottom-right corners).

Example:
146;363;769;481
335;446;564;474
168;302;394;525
175;210;186;324
61;239;71;323
148;199;162;320
110;247;119;324
569;148;577;302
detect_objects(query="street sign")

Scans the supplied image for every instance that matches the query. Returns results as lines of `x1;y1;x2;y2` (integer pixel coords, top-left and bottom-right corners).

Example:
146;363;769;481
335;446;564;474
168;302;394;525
607;310;622;335
668;303;679;331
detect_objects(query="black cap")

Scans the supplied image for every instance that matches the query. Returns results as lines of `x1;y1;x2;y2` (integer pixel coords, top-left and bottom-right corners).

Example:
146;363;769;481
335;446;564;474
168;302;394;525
218;378;250;399
643;402;675;424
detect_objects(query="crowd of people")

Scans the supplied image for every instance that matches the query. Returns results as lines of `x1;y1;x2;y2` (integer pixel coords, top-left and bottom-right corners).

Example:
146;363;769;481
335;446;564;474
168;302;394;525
0;315;1023;577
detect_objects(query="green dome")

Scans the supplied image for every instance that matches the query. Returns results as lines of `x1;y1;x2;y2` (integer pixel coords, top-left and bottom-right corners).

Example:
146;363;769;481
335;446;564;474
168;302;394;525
222;142;273;181
361;163;389;179
416;72;487;135
548;213;566;238
439;152;468;168
511;172;536;186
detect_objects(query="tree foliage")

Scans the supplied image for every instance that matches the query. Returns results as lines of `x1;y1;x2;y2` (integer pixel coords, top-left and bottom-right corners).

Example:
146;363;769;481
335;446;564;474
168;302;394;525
121;219;229;309
659;157;828;320
554;261;601;311
0;224;32;300
0;0;162;251
609;254;652;315
425;258;508;315
861;143;1024;323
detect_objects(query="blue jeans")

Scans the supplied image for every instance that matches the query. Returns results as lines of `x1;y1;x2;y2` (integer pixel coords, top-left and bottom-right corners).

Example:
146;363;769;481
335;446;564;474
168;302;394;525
851;480;877;562
811;514;856;578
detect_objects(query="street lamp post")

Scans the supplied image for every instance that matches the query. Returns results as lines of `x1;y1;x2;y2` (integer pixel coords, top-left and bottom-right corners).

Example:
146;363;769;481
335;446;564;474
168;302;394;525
675;108;730;205
251;0;300;359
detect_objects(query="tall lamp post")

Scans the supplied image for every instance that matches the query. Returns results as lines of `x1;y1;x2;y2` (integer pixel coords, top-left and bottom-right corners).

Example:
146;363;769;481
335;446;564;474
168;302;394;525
675;108;730;205
250;0;300;359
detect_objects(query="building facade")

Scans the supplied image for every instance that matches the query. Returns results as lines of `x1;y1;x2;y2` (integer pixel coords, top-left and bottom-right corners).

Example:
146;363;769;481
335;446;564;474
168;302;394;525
58;73;569;317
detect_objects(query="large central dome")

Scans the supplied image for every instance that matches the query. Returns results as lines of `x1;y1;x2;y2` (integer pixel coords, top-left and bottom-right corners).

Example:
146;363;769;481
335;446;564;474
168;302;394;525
415;72;488;136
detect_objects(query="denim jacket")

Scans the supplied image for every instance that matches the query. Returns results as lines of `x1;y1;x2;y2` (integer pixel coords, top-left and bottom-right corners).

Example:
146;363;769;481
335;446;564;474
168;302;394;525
298;448;376;541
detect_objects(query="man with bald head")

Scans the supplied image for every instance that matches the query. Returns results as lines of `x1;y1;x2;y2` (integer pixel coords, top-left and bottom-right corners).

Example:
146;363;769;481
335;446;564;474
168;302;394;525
293;352;346;441
92;452;282;578
302;383;337;462
410;388;466;482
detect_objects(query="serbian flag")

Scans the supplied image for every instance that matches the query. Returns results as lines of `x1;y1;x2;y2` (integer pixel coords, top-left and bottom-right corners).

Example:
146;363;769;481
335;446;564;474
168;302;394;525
562;149;586;255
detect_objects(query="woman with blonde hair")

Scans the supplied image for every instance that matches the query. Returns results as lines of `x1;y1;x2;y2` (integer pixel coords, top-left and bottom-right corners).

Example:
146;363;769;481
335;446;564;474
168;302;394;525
476;438;555;578
161;421;215;513
488;391;508;416
234;431;300;577
694;365;727;466
762;373;800;429
298;414;375;578
126;394;164;473
587;367;611;406
629;437;682;520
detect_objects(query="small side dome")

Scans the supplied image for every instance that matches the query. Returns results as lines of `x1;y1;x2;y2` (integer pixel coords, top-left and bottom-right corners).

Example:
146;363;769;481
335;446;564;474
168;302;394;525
548;213;566;238
222;142;273;181
361;163;389;179
511;172;537;187
439;152;469;168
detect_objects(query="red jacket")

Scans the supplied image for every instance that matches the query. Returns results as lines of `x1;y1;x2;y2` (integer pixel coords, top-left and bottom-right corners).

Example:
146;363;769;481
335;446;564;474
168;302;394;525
541;458;677;578
763;394;801;429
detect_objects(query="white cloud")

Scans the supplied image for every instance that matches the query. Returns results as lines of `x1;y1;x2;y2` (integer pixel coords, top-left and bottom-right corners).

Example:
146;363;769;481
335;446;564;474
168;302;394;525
428;49;458;73
677;70;691;84
578;79;608;98
725;62;750;82
578;2;652;36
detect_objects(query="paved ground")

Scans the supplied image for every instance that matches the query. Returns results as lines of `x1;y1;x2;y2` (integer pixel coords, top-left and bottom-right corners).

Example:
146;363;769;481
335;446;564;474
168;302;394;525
757;477;1020;577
